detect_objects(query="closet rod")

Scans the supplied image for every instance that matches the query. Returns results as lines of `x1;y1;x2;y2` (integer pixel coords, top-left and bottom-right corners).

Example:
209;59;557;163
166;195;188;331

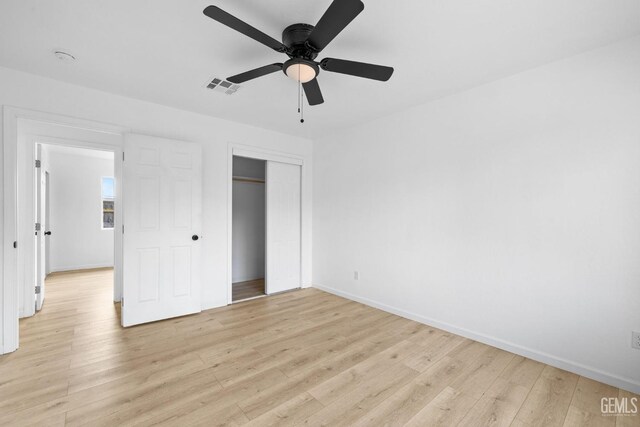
233;176;265;184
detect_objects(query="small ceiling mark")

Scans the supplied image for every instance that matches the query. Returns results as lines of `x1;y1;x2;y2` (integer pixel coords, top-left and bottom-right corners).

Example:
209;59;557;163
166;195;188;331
53;50;76;62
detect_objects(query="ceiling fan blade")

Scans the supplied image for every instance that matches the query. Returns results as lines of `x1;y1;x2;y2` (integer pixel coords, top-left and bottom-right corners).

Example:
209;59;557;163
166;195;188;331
203;6;287;52
306;0;364;52
227;63;283;84
302;79;324;105
320;58;394;81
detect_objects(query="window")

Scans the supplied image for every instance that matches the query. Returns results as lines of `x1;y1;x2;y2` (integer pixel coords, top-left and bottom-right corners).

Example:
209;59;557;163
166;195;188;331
101;177;115;229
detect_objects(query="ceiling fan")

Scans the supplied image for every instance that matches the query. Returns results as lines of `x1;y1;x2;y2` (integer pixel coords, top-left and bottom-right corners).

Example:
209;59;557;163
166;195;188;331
203;0;394;107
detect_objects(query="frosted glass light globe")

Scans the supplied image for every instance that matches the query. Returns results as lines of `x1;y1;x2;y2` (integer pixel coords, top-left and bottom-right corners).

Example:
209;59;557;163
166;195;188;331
286;63;316;83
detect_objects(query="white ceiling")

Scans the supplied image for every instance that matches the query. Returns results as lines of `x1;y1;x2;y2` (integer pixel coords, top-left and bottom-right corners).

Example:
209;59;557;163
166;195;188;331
1;0;639;139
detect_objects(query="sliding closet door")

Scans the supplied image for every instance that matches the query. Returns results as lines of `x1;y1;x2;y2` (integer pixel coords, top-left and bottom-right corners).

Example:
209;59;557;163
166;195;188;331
266;161;301;294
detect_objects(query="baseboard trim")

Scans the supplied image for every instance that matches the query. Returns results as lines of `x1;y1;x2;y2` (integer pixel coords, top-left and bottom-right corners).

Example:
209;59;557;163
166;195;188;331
232;276;265;284
51;264;114;274
314;283;640;394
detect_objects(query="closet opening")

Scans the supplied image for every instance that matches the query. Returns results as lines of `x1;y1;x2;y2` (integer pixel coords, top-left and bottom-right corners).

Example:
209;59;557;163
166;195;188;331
232;156;266;302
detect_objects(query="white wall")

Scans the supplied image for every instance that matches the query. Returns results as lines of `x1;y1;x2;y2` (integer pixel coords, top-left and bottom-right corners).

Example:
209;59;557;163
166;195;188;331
44;147;114;272
0;63;312;335
232;157;265;283
313;36;640;393
232;182;265;282
233;156;266;180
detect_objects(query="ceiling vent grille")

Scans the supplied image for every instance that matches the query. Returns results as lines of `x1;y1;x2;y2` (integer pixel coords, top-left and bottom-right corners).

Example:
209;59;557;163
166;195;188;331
206;77;241;95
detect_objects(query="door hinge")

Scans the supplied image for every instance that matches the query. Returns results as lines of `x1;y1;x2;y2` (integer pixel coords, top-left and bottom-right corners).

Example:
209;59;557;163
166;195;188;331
35;285;41;294
122;225;125;234
122;152;125;161
13;241;17;249
35;159;41;168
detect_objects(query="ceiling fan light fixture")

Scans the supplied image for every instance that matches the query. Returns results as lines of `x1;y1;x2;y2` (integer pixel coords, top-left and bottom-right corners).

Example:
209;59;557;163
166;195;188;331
204;0;393;108
284;59;318;83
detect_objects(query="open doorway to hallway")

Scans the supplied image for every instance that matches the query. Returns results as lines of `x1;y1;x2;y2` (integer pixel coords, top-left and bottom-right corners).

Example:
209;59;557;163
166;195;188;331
33;144;116;315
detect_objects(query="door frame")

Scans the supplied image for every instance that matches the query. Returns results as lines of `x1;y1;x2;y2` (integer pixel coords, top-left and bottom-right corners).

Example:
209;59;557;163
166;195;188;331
27;136;121;316
44;171;51;276
2;106;127;354
227;144;304;305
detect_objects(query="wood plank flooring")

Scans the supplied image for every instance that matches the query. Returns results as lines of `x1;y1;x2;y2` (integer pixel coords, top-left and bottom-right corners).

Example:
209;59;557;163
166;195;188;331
232;278;265;301
0;269;637;426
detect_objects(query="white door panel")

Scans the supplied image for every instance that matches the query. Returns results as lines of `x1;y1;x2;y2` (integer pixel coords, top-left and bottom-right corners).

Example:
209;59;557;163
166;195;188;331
123;134;202;326
266;161;301;294
35;146;46;311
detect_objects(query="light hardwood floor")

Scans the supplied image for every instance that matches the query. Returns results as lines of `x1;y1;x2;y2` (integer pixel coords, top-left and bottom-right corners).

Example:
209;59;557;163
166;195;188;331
232;278;265;301
0;269;637;426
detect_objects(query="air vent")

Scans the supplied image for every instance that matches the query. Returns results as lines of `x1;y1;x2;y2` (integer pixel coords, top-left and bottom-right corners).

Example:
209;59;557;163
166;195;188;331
206;77;241;95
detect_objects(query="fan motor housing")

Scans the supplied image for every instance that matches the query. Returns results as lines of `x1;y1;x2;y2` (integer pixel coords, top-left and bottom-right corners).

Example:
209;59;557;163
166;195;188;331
282;23;318;60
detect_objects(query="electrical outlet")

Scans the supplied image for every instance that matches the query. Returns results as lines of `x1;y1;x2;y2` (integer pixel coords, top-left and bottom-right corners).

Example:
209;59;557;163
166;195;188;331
632;331;640;350
354;271;359;280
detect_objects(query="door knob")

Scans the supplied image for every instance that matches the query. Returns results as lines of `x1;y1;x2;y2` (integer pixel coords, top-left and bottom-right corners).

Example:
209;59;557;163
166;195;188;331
44;231;52;236
192;235;199;241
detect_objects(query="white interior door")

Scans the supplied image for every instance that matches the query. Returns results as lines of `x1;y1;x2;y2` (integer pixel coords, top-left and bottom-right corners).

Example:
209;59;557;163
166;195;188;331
266;161;301;294
35;147;46;311
123;134;202;327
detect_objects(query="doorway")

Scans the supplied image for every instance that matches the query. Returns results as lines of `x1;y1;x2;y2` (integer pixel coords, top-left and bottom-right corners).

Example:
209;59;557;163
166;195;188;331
34;143;116;313
232;156;266;301
4;110;211;354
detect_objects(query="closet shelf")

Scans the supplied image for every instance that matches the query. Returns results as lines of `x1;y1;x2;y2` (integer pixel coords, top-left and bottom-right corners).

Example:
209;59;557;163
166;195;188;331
233;176;265;184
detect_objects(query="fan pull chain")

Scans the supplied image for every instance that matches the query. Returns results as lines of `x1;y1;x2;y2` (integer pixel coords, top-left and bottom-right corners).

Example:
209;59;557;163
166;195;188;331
300;82;304;124
297;67;301;114
299;64;304;124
